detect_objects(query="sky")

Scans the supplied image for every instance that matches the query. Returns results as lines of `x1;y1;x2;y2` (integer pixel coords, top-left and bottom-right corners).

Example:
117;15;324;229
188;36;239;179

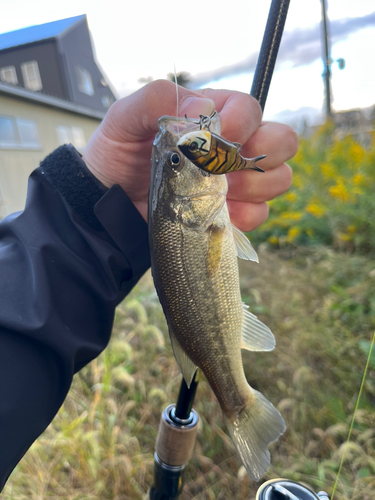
1;0;374;126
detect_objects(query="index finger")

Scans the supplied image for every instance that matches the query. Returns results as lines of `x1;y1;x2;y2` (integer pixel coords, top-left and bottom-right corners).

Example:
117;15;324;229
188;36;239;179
239;121;298;170
200;89;262;146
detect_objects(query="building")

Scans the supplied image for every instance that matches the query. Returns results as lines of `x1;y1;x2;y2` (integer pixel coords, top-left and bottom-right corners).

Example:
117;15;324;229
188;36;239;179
0;82;106;217
0;14;116;112
0;15;116;217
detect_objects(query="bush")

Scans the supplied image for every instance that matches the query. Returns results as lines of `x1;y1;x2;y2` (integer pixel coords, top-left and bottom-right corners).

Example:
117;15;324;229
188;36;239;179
251;122;375;254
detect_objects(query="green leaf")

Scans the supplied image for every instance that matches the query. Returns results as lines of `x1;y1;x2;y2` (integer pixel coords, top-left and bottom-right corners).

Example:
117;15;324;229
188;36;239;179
358;467;371;478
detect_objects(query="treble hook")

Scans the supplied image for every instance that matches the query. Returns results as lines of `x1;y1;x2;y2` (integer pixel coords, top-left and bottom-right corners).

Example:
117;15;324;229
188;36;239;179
184;111;217;130
199;111;217;130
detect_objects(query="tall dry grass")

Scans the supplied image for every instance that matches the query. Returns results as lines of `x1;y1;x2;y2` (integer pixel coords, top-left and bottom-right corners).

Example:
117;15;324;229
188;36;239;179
3;124;375;499
3;245;374;499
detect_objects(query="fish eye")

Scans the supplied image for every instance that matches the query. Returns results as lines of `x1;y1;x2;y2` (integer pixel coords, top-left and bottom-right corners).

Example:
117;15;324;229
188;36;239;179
166;150;184;171
170;152;180;166
189;142;198;152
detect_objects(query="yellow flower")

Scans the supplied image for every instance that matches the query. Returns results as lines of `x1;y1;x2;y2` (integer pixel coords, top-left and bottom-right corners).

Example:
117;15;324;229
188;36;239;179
349;143;365;164
286;227;301;242
320;163;336;179
347;225;356;234
329;181;349;202
306;203;326;218
352;187;363;196
353;173;365;185
268;235;279;245
337;232;351;242
285;192;297;203
281;211;303;221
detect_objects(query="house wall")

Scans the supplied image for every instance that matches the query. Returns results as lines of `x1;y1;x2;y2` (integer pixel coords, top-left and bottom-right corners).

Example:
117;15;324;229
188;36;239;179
0;93;101;216
0;40;69;100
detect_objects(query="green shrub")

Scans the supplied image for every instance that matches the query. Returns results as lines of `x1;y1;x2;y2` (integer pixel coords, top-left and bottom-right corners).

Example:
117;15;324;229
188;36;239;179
251;122;375;254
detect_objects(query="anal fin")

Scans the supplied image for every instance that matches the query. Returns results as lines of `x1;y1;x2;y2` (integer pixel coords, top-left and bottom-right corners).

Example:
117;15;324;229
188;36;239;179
169;328;197;388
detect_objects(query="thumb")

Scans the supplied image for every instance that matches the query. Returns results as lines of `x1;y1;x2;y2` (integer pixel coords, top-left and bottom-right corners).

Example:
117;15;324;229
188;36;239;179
179;95;215;120
102;80;215;142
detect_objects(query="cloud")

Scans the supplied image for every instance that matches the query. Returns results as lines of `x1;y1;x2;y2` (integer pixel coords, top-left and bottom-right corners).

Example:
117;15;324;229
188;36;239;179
189;12;375;87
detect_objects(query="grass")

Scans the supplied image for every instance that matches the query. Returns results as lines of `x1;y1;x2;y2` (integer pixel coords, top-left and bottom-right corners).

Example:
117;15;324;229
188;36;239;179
2;245;374;500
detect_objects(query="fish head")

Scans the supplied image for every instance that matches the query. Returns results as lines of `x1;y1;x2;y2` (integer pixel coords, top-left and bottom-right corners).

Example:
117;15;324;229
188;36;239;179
177;130;212;162
149;115;227;226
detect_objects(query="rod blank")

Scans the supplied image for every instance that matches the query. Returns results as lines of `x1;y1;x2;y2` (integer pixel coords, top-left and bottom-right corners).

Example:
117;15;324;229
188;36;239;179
250;0;290;111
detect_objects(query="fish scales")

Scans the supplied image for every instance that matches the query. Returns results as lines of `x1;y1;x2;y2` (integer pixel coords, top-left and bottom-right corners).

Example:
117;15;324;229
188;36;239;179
148;115;285;481
151;200;247;408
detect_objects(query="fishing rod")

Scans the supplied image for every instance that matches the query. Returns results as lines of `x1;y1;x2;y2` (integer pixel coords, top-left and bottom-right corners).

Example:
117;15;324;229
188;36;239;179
147;2;329;499
250;0;290;112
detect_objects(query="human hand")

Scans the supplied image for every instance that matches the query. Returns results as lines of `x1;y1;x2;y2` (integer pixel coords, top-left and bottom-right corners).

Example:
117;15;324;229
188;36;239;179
83;80;298;230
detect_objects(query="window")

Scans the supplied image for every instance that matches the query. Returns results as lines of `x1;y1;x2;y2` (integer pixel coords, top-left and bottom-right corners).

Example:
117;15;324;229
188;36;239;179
0;66;18;85
56;125;70;145
0;116;41;149
101;95;113;109
17;119;41;148
56;125;86;152
21;61;42;91
71;127;86;150
0;117;17;147
75;66;94;96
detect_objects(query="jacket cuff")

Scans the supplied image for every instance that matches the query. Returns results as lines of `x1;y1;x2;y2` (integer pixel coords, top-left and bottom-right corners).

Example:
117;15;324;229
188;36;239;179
40;144;151;277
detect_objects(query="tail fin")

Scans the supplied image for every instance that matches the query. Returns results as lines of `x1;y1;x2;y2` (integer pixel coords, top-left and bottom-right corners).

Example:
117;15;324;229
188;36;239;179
224;389;285;481
244;155;266;172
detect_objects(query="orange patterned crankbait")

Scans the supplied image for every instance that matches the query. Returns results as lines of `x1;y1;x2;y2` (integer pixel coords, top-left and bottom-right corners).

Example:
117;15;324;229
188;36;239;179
177;113;266;175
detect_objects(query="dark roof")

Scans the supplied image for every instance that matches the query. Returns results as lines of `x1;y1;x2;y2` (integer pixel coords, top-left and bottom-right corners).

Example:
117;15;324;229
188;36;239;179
0;15;86;51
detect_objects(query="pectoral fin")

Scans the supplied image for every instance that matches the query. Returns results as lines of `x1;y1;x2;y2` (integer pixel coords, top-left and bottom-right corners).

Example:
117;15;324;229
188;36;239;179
241;303;275;351
232;224;259;263
169;328;197;388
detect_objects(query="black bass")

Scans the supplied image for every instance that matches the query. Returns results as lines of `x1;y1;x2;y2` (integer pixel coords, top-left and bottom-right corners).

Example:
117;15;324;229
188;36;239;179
148;114;285;481
177;113;265;175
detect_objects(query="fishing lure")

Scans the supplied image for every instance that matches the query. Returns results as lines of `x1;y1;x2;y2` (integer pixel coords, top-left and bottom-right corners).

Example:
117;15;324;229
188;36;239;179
177;112;266;175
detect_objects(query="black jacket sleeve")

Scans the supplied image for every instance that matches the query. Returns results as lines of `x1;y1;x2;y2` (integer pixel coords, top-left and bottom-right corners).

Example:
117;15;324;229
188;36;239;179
0;144;151;490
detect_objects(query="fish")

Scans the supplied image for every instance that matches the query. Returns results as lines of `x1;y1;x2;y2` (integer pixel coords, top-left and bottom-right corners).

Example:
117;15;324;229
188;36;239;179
148;113;285;481
177;113;266;175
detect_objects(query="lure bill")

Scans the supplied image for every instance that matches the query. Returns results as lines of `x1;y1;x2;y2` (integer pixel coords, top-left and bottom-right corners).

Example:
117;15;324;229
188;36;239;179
148;114;285;481
177;113;266;175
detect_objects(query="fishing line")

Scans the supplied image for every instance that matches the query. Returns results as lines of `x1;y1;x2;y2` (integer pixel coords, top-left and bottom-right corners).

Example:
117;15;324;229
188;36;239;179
173;61;181;136
174;62;179;118
330;330;375;499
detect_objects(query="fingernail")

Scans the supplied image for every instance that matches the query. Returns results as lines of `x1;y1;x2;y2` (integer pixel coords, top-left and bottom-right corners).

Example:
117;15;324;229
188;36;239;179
179;97;215;118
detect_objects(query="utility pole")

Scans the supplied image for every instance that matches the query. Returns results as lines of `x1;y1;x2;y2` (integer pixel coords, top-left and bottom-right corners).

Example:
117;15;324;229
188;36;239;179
320;0;332;117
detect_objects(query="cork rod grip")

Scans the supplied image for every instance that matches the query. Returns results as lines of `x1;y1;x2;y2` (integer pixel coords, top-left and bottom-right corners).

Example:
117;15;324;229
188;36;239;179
155;405;198;467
